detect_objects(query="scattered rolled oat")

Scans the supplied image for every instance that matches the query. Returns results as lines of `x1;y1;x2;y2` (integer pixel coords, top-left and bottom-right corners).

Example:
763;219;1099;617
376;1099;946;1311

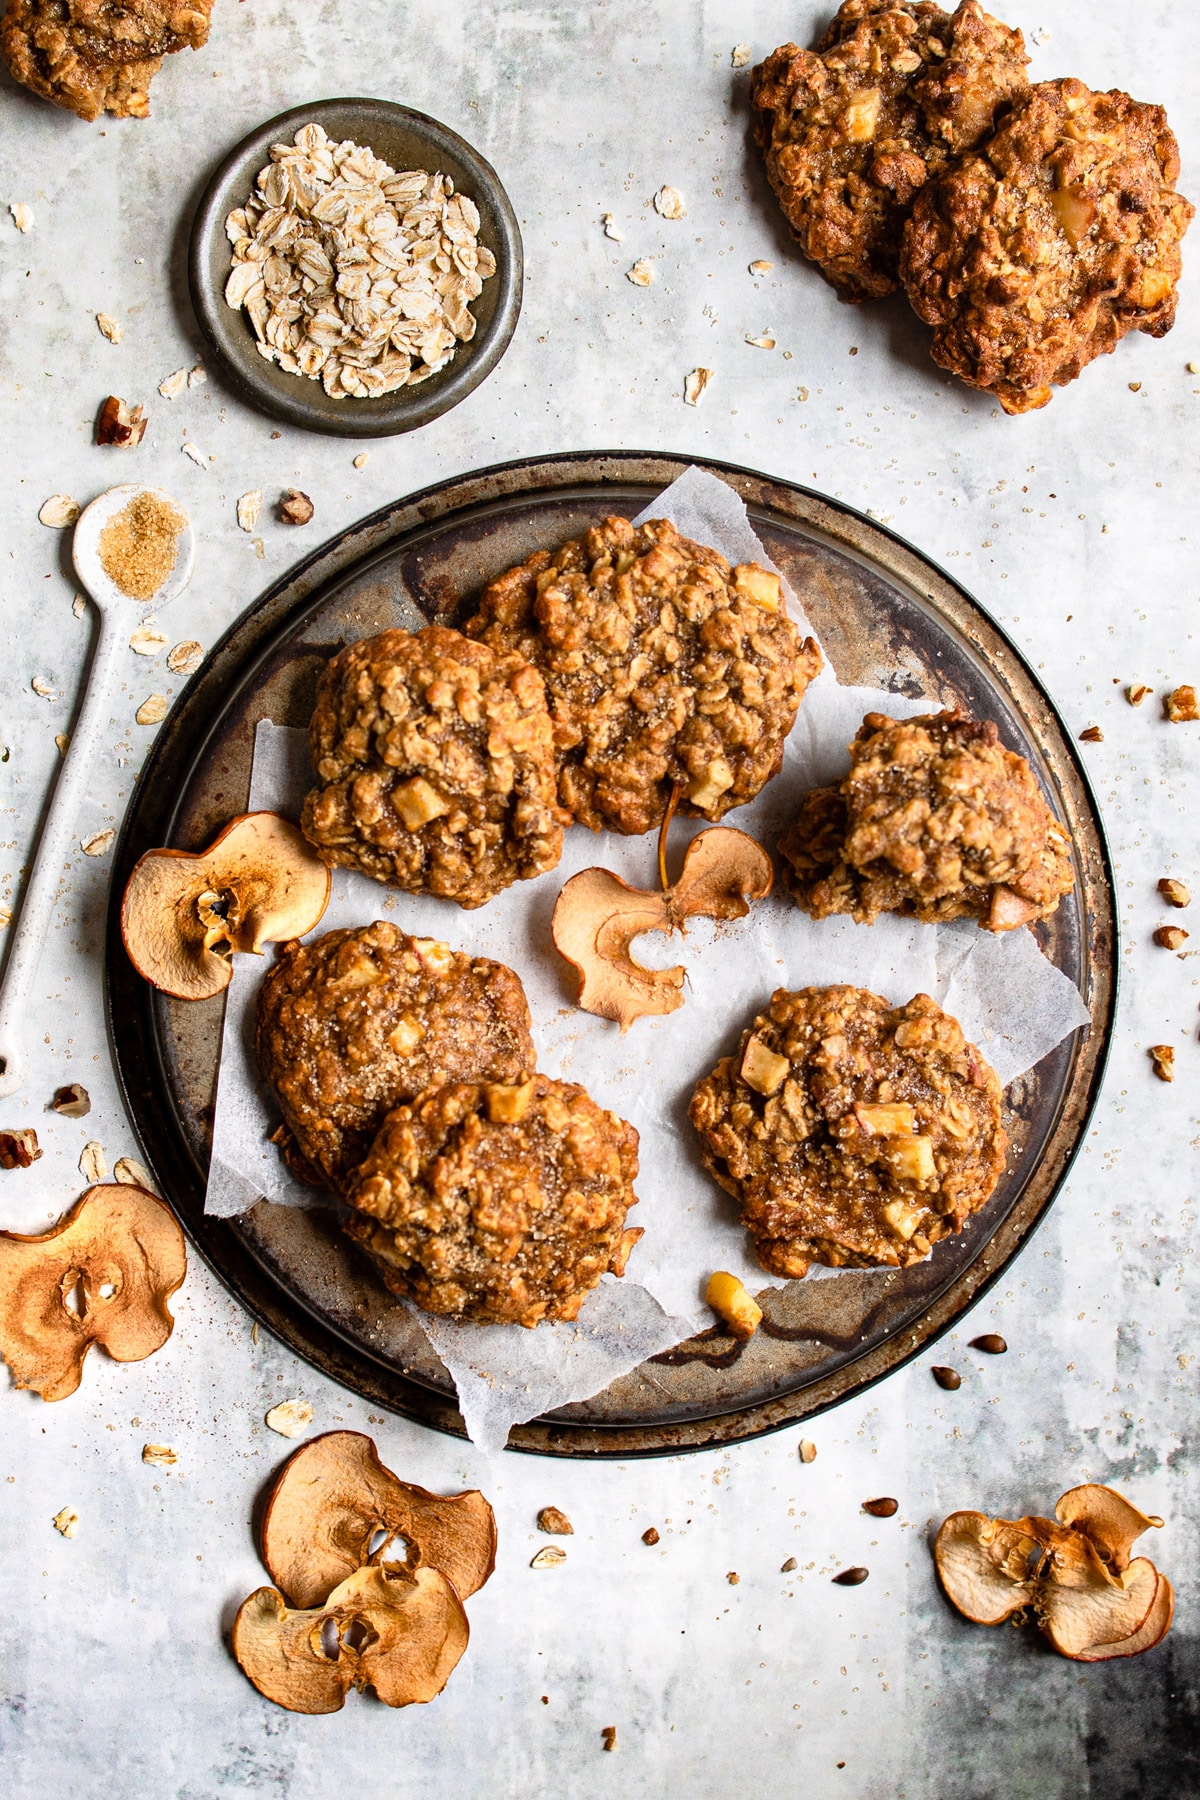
353;452;368;469
180;442;208;468
0;1128;41;1170
135;694;168;726
654;185;686;220
530;1546;567;1569
683;366;713;406
158;368;188;400
732;44;752;67
1154;926;1189;951
166;640;204;676
536;1506;573;1535
30;676;57;700
1149;1044;1175;1083
236;490;263;533
72;595;87;620
129;624;168;656
188;363;206;388
626;259;655;286
114;1156;159;1193
38;494;79;528
279;488;314;525
799;1439;817;1463
748;259;773;275
52;1507;79;1538
642;1527;660;1546
745;331;776;349
726;1570;740;1585
141;1444;177;1467
833;1567;869;1586
1164;685;1199;722
95;395;147;447
601;1727;619;1753
81;829;115;857
1158;878;1191;908
1126;684;1153;706
0;907;11;928
96;313;123;344
601;212;624;241
265;1399;314;1438
79;1141;108;1184
1079;725;1104;743
223;122;496;398
51;1083;90;1117
10;202;33;232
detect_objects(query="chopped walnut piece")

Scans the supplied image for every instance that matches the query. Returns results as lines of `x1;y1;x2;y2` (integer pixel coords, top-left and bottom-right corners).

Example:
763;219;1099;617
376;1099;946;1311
1079;725;1104;744
537;1507;573;1536
0;1128;41;1170
1158;879;1190;908
601;1726;619;1752
1164;686;1199;722
141;1443;177;1467
279;489;314;525
726;1570;740;1585
1126;684;1153;706
51;1083;90;1117
96;396;147;447
52;1506;79;1538
626;259;656;286
1154;926;1189;951
1149;1045;1175;1082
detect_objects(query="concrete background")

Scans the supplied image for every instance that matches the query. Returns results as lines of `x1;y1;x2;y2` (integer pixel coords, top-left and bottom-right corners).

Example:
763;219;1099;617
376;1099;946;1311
0;2;1197;1794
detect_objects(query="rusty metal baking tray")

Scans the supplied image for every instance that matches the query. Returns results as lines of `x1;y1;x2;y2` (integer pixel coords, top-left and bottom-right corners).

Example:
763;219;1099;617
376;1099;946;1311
106;452;1115;1458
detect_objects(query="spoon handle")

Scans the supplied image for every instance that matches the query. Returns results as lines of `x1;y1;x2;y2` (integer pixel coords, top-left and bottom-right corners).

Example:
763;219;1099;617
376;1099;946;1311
0;605;122;1097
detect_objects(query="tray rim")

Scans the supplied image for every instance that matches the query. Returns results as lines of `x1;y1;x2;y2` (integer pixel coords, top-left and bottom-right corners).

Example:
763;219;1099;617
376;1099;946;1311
105;448;1118;1458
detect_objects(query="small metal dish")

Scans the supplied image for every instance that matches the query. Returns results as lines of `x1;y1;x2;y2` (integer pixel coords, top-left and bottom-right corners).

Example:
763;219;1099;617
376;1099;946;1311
188;98;523;438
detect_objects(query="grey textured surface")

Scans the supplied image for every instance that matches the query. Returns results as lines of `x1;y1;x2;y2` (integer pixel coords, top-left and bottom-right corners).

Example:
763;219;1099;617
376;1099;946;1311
0;2;1197;1795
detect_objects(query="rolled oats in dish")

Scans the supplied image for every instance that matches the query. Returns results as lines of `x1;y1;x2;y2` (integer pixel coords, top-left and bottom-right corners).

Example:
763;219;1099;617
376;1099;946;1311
255;922;536;1194
301;626;564;909
343;1073;643;1327
464;515;823;836
223;123;497;399
690;985;1007;1277
779;710;1075;931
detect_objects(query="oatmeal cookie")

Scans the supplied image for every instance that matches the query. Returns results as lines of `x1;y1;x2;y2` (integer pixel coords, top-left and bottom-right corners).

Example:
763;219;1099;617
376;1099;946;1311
2;0;212;122
690;985;1006;1277
901;79;1194;412
752;1;1028;302
779;710;1074;930
342;1074;643;1327
255;922;535;1194
301;626;564;910
464;516;822;836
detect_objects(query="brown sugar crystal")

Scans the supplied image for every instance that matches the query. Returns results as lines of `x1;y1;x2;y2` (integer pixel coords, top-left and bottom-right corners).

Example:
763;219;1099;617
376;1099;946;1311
98;492;186;601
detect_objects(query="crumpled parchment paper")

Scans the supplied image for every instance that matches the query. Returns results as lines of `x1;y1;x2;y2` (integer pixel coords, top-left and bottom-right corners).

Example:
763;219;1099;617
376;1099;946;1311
204;467;1091;1452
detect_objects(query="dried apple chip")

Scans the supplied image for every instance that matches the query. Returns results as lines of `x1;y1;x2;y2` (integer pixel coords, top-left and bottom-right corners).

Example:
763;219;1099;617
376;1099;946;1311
0;1184;186;1401
261;1430;497;1610
232;1564;468;1714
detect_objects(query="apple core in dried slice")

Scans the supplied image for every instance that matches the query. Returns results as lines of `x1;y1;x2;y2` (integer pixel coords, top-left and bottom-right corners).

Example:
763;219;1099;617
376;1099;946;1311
261;1429;497;1610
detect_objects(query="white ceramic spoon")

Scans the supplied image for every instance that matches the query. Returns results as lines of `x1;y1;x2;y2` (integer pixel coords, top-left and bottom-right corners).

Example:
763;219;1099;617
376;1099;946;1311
0;486;194;1097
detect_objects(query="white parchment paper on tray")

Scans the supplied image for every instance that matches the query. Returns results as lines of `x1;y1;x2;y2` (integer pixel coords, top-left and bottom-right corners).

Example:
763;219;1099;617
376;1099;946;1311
205;466;1090;1452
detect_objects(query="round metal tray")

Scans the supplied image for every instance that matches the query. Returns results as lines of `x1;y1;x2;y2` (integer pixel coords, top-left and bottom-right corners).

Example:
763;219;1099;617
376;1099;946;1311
106;452;1115;1458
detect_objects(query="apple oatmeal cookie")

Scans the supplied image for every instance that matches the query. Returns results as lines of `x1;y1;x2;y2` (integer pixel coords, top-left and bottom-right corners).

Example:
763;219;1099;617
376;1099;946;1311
779;710;1075;931
1;0;212;121
752;0;1028;301
301;626;564;909
689;985;1006;1277
901;78;1194;411
256;923;535;1194
464;516;822;836
342;1074;643;1327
